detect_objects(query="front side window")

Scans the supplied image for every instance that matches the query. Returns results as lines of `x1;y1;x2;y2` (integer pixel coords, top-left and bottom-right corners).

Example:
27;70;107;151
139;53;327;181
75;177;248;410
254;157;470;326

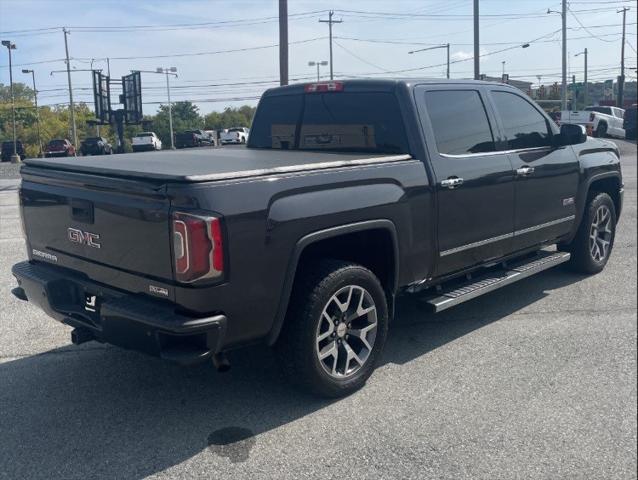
491;91;551;150
424;90;495;155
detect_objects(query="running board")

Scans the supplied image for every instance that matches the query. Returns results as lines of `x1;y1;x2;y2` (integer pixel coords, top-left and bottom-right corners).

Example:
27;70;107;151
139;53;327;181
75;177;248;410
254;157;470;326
421;251;571;313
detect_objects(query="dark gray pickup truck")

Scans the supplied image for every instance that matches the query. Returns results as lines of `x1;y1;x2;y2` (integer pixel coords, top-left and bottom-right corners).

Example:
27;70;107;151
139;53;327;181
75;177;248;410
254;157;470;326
12;79;623;397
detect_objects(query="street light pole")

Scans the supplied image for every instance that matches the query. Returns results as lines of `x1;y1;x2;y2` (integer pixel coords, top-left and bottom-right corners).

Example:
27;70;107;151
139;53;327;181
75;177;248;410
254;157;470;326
308;61;328;81
165;71;174;149
575;49;588;107
155;67;178;149
546;3;567;111
408;44;450;79
1;40;19;162
22;69;42;157
62;28;78;152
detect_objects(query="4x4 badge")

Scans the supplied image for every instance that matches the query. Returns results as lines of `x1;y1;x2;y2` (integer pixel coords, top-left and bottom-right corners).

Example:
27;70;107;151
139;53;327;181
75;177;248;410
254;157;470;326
68;228;101;248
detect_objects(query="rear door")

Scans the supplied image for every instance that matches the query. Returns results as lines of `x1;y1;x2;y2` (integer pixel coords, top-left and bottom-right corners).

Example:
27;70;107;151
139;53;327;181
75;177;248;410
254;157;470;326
415;85;516;276
487;88;579;251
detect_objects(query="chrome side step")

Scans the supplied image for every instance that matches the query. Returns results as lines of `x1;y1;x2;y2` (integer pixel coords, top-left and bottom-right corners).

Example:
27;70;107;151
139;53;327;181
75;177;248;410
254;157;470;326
421;251;571;313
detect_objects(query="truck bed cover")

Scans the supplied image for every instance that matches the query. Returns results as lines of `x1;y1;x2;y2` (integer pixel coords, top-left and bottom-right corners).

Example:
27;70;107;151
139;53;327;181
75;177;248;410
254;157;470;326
23;147;412;183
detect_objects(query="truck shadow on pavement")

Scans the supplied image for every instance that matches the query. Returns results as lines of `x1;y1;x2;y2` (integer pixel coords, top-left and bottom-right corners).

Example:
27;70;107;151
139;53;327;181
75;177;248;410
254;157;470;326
0;267;585;479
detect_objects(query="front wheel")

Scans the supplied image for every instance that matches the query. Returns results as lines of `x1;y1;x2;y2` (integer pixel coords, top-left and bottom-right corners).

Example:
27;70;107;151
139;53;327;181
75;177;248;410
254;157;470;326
562;192;616;274
276;260;389;397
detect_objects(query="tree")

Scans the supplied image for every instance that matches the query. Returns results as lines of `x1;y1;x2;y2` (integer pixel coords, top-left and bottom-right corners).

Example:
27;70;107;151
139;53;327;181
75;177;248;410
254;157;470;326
204;106;256;130
1;84;258;155
150;101;203;146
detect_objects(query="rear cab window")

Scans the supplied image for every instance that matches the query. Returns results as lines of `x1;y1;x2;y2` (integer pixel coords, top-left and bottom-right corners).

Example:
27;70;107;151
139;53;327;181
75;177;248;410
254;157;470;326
248;89;410;154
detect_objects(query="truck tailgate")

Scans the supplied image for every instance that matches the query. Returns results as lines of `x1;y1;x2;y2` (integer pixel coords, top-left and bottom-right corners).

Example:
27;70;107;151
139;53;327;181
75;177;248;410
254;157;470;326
20;168;173;283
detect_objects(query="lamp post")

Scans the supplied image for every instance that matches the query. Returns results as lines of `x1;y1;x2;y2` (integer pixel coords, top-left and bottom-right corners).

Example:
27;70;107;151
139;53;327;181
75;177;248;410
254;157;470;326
409;44;450;79
157;67;178;149
21;69;42;157
575;48;588;107
548;3;568;111
1;40;19;163
308;61;328;81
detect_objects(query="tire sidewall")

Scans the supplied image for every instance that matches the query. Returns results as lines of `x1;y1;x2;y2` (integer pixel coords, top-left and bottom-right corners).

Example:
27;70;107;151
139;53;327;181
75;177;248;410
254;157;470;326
580;193;617;272
302;266;388;396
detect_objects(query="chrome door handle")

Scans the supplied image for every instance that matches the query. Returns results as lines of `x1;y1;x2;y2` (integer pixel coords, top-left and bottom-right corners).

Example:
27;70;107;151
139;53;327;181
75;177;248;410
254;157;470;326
516;166;535;176
441;177;464;189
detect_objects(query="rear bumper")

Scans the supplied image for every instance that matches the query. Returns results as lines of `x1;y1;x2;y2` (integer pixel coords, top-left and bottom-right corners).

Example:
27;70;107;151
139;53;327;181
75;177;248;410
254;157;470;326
132;144;156;152
12;261;227;365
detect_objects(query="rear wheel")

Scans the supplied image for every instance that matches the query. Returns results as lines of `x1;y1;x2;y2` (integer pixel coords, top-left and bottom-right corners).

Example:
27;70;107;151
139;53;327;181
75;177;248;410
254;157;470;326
562;192;616;274
596;122;608;138
276;260;388;397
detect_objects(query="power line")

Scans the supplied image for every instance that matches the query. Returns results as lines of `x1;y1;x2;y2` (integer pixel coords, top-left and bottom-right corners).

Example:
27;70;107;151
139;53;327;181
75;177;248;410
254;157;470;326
0;10;327;35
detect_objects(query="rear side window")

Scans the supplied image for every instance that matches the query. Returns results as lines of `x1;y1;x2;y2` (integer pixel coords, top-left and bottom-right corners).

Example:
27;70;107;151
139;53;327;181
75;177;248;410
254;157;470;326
424;90;495;155
585;106;612;115
248;92;409;154
491;91;551;150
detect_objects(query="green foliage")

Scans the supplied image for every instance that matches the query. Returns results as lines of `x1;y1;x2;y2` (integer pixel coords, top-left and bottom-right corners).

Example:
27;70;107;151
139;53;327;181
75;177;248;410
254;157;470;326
0;82;255;155
204;105;256;130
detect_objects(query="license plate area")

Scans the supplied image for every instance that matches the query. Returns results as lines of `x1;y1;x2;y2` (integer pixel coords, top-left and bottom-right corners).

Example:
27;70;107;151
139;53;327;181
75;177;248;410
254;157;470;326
47;279;103;326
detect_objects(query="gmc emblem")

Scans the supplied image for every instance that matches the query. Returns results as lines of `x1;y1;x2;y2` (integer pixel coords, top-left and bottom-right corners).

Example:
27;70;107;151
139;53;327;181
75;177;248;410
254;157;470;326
68;227;101;249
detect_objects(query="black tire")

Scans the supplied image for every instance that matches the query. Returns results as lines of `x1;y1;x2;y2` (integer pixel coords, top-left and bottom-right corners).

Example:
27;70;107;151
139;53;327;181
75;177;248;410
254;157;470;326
596;122;608;138
276;260;389;397
562;192;616;274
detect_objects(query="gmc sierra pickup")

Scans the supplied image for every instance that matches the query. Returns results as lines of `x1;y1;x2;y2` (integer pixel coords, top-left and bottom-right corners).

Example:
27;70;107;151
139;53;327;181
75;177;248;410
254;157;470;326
11;79;623;397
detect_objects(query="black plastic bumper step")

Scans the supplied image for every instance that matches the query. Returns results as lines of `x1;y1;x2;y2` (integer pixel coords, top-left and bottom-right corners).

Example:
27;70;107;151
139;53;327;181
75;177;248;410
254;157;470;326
422;251;571;312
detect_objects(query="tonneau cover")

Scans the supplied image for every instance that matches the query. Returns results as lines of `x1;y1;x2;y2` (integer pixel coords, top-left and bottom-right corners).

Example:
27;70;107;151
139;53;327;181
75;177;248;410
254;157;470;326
24;147;412;183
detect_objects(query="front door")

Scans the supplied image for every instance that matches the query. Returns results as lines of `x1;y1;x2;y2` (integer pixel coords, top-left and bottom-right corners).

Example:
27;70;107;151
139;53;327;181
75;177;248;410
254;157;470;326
416;86;516;276
487;89;579;251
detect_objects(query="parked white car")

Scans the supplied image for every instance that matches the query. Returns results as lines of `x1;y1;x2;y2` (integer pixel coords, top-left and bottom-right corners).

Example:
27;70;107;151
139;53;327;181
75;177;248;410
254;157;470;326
132;132;162;152
220;127;250;145
559;106;625;138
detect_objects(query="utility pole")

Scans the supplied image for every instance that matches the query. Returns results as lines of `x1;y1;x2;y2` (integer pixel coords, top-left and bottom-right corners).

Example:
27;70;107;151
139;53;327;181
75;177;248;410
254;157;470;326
473;0;479;80
279;0;288;86
319;10;342;80
561;0;567;111
63;28;78;152
1;40;19;162
618;7;629;107
22;69;42;157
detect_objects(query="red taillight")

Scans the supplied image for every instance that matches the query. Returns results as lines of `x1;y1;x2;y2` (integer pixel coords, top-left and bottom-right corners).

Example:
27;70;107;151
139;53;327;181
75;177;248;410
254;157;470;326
304;81;344;93
172;212;224;283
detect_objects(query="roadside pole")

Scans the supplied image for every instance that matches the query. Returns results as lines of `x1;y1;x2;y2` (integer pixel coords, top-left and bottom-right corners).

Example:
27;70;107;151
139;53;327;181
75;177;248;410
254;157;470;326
617;7;629;107
320;10;342;80
473;0;479;80
63;28;78;153
279;0;288;86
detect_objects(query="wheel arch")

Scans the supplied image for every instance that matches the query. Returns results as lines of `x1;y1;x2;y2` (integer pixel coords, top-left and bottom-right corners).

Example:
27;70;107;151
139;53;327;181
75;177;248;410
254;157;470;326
266;220;399;346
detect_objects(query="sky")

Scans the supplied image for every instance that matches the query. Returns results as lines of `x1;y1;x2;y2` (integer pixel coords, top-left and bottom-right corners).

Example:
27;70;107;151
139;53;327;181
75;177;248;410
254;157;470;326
0;0;636;115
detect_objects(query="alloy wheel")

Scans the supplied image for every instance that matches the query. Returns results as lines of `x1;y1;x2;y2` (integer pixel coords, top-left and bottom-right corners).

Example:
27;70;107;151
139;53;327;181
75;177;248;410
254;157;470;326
589;205;613;262
315;285;378;378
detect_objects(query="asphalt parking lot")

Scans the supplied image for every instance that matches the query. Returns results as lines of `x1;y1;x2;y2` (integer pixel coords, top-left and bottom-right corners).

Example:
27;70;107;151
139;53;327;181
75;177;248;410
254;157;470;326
0;140;636;480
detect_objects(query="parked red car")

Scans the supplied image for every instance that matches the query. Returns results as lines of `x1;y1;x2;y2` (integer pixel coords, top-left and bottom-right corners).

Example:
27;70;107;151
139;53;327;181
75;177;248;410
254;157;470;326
45;138;75;157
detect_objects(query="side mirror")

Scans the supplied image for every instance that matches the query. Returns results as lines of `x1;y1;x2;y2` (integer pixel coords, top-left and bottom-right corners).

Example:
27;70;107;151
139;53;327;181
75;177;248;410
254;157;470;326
559;123;587;146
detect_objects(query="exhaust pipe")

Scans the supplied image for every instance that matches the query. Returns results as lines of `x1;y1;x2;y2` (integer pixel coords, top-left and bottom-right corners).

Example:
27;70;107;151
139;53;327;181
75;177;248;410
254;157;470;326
212;352;231;372
71;327;94;345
